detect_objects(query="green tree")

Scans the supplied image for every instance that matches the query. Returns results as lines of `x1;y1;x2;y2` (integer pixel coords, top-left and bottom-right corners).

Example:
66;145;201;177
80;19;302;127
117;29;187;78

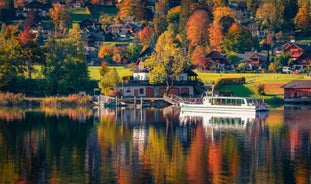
179;0;196;46
247;0;260;18
126;43;143;63
153;0;169;37
275;52;290;67
99;68;120;96
43;33;89;95
144;30;190;94
222;24;254;54
268;61;281;73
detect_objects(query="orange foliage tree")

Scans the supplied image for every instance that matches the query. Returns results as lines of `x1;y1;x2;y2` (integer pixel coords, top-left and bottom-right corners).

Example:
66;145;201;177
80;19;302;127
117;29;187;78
186;10;211;48
294;6;311;35
208;23;223;52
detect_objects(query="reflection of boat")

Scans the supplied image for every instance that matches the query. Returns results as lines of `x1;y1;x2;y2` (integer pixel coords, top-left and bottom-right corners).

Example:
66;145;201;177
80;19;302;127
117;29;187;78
179;111;258;129
180;95;269;113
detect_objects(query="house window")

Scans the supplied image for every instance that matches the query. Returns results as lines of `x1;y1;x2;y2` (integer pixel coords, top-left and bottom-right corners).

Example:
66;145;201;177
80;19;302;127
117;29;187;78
139;88;144;94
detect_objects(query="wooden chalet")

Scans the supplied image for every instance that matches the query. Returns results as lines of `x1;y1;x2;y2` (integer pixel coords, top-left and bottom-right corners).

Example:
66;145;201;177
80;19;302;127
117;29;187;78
204;51;228;71
282;80;311;104
243;51;268;70
79;19;101;30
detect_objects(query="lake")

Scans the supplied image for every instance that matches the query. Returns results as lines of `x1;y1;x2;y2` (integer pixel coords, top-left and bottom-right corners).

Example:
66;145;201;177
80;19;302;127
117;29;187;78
0;106;310;184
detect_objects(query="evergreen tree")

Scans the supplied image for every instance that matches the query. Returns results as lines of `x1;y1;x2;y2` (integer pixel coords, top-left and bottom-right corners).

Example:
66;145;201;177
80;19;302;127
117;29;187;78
153;0;169;37
179;0;196;46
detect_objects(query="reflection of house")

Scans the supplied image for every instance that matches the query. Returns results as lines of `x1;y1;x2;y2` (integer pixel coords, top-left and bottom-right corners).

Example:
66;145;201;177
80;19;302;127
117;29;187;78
282;80;311;104
117;62;201;97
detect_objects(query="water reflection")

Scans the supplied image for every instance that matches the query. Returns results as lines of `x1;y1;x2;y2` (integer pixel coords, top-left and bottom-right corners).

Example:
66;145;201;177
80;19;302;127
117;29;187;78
0;106;310;183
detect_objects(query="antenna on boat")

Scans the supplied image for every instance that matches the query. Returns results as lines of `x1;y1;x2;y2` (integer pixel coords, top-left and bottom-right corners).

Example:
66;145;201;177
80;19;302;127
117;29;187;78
206;82;214;97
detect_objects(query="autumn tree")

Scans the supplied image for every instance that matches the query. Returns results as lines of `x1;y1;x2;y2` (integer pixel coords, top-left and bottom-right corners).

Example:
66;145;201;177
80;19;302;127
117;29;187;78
222;23;254;53
213;6;236;27
112;46;127;64
117;0;149;21
0;25;23;89
99;67;120;96
144;30;190;94
49;3;71;37
214;0;228;8
191;45;206;67
186;10;211;48
167;6;181;23
17;26;45;79
98;46;114;63
138;26;155;48
153;0;169;37
294;6;311;36
255;3;280;31
209;23;223;52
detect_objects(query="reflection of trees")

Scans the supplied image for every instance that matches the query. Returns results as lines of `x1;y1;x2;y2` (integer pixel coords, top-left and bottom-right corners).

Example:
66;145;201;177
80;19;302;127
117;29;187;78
145;127;186;183
0;107;24;122
0;112;93;183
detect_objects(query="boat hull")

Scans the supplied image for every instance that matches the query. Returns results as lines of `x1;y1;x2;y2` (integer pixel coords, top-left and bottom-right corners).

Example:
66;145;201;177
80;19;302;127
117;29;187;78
180;103;258;114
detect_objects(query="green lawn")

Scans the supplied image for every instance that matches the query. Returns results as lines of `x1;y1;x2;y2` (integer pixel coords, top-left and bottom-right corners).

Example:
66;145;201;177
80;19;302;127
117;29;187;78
196;71;305;84
88;66;133;80
70;8;91;24
87;6;118;19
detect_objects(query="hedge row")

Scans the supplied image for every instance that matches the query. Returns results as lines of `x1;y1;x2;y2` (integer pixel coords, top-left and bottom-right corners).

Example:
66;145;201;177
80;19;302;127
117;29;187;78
214;77;246;89
2;77;99;97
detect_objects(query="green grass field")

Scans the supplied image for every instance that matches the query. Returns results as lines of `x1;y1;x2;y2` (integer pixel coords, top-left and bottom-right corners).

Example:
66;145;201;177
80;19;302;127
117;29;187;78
70;8;91;24
88;66;133;80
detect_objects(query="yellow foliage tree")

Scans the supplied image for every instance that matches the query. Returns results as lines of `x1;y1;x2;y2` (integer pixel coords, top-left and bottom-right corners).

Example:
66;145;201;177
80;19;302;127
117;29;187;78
213;6;236;25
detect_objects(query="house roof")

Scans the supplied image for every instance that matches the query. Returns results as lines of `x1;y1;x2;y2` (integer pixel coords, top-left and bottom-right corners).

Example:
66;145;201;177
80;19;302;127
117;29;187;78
243;51;268;62
282;80;311;89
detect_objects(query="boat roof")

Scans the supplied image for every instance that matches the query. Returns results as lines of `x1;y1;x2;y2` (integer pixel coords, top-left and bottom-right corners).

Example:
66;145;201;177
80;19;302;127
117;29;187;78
206;96;254;99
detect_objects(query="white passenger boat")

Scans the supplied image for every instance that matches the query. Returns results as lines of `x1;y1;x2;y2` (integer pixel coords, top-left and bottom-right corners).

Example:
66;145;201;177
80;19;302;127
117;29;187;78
180;94;269;113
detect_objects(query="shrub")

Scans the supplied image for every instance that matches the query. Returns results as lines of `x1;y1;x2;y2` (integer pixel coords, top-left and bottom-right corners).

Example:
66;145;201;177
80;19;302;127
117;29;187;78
256;83;265;95
214;77;245;89
0;92;25;106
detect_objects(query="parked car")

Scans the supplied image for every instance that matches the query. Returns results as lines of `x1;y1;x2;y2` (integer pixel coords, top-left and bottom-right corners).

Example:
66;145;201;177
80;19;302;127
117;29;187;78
282;66;292;73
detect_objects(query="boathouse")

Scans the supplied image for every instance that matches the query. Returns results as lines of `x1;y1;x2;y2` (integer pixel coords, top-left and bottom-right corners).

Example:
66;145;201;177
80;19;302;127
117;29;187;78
282;80;311;104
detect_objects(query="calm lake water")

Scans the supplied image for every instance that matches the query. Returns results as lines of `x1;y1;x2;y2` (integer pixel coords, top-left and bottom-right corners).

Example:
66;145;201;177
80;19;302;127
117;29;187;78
0;106;311;184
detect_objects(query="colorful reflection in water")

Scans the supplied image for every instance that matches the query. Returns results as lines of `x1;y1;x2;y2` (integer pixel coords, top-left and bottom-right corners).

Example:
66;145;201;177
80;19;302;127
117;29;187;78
0;106;310;183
